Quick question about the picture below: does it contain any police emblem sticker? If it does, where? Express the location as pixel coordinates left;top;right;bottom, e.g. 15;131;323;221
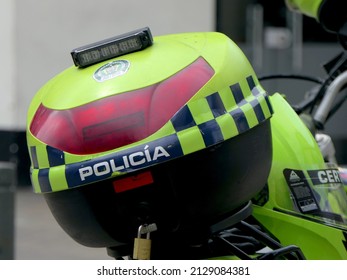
93;60;130;82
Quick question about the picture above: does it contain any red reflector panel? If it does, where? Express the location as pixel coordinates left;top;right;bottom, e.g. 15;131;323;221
113;171;154;193
30;57;214;154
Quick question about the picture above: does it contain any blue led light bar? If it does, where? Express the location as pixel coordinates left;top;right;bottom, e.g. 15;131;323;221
71;27;153;68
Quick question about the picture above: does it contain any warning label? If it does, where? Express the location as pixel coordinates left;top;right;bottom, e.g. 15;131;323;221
283;168;320;213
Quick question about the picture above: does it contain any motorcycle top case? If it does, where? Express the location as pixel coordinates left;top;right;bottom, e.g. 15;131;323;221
26;30;274;248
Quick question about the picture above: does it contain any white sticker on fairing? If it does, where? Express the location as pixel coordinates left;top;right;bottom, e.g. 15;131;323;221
308;169;342;185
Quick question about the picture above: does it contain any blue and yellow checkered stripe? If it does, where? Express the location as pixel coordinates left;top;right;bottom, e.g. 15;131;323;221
171;75;273;155
29;75;273;193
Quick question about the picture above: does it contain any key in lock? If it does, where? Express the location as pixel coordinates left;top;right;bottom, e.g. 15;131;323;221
133;223;157;260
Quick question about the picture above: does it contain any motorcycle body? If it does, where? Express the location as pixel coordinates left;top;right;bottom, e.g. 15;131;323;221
252;92;347;259
26;27;347;260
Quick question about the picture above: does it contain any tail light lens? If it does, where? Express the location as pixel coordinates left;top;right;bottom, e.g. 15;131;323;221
30;58;214;154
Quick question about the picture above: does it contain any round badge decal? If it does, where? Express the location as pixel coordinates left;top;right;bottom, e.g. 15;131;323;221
93;60;130;82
